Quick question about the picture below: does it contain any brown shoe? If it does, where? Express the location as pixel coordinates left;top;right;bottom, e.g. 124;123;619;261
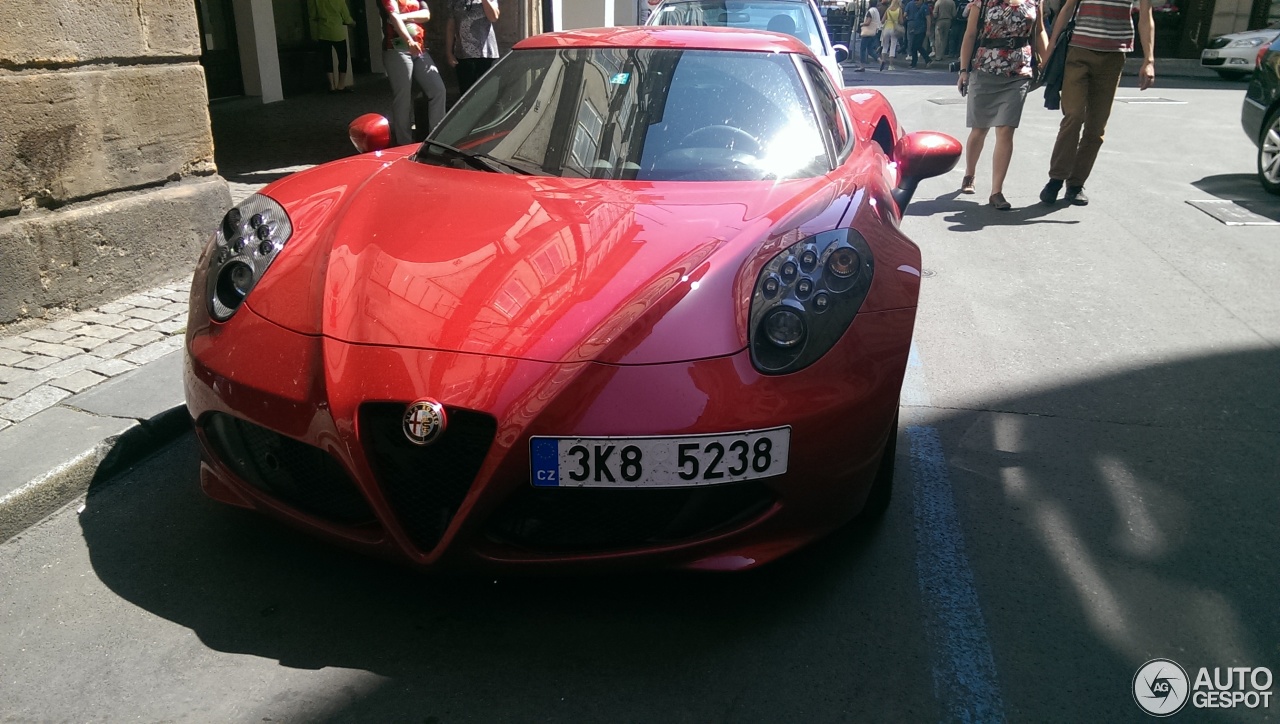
961;175;976;194
989;192;1012;210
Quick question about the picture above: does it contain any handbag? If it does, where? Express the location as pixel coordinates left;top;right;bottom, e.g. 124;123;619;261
1041;0;1079;109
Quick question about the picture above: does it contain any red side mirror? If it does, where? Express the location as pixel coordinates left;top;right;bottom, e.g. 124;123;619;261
891;131;962;209
348;113;391;154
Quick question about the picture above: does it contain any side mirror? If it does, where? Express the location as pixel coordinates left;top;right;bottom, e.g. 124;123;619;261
891;131;962;209
348;113;391;154
833;44;850;64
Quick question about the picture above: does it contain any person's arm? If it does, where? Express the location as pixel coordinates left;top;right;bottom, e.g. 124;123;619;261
1033;1;1048;63
1046;0;1077;52
342;0;355;26
385;0;425;53
483;0;500;23
1136;0;1155;90
445;15;458;66
957;0;980;93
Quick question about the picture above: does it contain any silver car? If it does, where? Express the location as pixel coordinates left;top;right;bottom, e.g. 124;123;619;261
646;0;850;87
1202;23;1280;80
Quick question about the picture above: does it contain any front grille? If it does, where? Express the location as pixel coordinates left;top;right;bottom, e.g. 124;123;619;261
487;482;774;553
203;413;376;526
359;403;497;553
1202;57;1226;66
1206;38;1231;49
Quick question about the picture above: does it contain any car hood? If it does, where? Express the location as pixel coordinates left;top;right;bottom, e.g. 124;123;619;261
1217;28;1280;42
247;156;853;365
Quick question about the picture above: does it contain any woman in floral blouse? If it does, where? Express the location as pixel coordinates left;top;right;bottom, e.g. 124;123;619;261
956;0;1047;209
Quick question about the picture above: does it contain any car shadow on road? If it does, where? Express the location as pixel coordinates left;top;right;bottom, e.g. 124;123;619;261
73;347;1280;721
907;190;1082;232
1189;174;1280;223
77;440;931;720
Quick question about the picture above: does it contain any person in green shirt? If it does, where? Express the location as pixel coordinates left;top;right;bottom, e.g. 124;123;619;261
310;0;356;92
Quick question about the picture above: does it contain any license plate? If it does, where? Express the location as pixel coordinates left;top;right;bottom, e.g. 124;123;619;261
1203;50;1219;59
530;427;791;488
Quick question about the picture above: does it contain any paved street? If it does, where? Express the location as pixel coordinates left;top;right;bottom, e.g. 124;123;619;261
2;71;1278;722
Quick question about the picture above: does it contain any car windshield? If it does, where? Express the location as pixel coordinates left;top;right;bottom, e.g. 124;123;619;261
424;47;830;181
649;0;824;55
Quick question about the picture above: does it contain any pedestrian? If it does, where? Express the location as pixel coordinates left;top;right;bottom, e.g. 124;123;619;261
309;0;356;93
932;0;956;59
445;0;500;96
956;0;1048;209
904;0;932;67
948;0;968;55
860;1;883;65
880;0;903;69
1038;0;1155;206
379;0;447;145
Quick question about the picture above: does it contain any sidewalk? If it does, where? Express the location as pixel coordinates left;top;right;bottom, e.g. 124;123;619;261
0;281;193;540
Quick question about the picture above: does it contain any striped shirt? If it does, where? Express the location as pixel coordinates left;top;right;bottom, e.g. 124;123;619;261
1069;0;1135;53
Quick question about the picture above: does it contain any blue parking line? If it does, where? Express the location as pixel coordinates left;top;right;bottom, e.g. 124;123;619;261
903;343;1006;723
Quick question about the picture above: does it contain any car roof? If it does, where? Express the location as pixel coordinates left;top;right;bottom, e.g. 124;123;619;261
513;25;812;56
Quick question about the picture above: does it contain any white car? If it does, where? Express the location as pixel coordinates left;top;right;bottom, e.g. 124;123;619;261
1201;23;1280;80
646;0;850;87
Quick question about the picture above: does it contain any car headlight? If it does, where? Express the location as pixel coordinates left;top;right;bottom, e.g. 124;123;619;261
205;194;293;321
749;228;874;374
1228;37;1266;48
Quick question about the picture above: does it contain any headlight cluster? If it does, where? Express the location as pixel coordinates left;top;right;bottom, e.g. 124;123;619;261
206;194;293;321
749;228;874;374
1228;37;1267;48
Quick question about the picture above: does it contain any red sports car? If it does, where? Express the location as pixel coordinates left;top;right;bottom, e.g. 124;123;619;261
185;26;960;572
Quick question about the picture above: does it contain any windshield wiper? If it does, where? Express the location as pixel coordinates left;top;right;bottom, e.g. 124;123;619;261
418;139;538;176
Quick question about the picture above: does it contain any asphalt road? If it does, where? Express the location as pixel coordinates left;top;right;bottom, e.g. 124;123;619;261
2;77;1278;723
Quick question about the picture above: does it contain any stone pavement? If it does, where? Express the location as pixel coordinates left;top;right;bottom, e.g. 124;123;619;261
0;279;193;540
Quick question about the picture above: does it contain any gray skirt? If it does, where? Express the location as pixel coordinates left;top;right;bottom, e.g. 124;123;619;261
966;71;1031;129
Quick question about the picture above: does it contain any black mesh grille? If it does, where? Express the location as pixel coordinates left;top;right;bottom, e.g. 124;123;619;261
359;403;497;553
202;413;376;526
487;483;774;553
1207;37;1231;49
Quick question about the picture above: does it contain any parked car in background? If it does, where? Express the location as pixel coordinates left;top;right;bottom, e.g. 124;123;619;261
185;26;962;573
1243;33;1280;194
1202;22;1280;80
647;0;850;86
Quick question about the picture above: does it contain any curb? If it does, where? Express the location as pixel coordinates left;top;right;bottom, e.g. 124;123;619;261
0;405;191;542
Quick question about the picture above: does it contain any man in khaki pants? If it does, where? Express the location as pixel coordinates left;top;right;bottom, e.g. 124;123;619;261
1040;0;1155;206
932;0;955;60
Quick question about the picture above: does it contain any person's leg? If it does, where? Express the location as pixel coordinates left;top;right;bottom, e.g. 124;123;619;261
1067;49;1125;188
990;126;1015;195
1048;46;1090;182
456;58;494;95
963;126;989;191
318;39;337;91
411;51;448;134
334;38;349;89
383;48;415;145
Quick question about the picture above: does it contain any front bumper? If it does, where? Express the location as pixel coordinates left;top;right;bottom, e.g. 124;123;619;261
185;303;912;572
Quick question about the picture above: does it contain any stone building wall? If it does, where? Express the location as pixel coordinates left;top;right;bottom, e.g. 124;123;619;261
0;0;231;324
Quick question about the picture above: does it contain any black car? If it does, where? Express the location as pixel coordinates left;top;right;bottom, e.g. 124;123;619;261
1243;34;1280;194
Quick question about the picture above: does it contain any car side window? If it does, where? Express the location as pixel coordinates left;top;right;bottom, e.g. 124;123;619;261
801;60;851;160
